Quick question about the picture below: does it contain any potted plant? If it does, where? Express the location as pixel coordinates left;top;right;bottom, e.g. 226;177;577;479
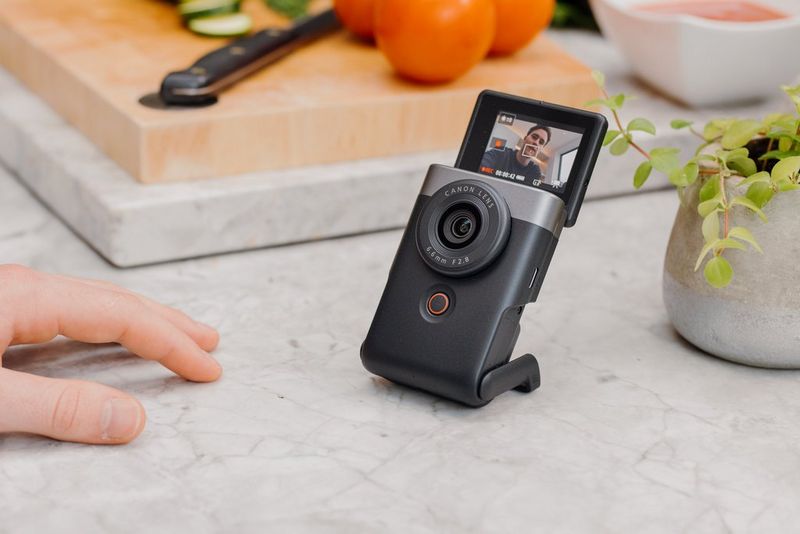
589;72;800;368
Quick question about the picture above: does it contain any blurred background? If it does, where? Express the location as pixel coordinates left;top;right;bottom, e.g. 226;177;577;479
0;0;796;266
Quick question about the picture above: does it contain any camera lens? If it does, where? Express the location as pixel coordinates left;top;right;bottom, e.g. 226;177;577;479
439;205;480;249
451;216;472;238
416;178;511;277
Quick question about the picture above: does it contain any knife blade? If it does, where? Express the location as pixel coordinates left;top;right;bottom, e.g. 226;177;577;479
140;8;340;109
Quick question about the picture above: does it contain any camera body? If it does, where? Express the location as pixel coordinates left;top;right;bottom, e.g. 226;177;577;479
361;91;607;407
362;165;564;406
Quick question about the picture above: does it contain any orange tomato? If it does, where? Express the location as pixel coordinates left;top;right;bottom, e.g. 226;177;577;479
374;0;496;83
490;0;555;55
334;0;377;40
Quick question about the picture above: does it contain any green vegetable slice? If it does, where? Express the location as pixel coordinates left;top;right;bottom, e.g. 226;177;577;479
179;0;241;21
188;12;252;37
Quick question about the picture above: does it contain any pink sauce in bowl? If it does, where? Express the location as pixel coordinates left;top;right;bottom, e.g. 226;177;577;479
637;1;788;22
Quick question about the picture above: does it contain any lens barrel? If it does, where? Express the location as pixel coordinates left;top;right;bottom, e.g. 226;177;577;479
415;179;511;277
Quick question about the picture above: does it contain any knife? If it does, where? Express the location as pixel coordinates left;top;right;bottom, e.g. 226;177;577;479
140;8;340;109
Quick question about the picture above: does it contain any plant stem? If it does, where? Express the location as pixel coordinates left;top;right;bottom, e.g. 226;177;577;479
717;164;730;256
762;137;775;171
723;206;729;241
795;121;800;152
602;87;651;160
689;127;706;141
694;139;715;157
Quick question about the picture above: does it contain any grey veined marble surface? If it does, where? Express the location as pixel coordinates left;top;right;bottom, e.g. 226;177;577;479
3;165;800;533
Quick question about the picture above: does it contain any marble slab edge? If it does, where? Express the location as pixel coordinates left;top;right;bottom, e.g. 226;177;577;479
0;68;680;268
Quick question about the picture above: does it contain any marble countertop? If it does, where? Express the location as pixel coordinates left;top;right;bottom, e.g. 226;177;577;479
3;154;800;532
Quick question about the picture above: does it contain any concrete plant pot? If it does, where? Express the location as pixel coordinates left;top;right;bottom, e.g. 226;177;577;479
663;186;800;368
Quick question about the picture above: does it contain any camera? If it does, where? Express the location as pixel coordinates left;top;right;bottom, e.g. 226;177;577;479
361;90;607;407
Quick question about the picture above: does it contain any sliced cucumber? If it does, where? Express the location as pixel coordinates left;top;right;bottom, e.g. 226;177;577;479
179;0;241;21
188;12;252;37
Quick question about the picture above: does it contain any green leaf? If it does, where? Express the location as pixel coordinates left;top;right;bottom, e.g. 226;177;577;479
603;130;621;146
609;93;626;110
704;256;733;288
669;168;688;187
650;147;681;156
782;84;800;109
737;171;771;188
779;136;793;152
758;150;800;160
716;238;747;252
745;182;774;208
763;113;793;128
727;156;757;177
584;98;609;109
778;181;800;192
650;147;681;174
728;226;762;253
699;177;720;202
633;161;652;189
627;118;656;135
609;137;629;155
765;132;800;143
265;0;310;18
670;119;693;130
592;70;606;89
782;84;800;96
771;116;797;132
719;147;750;162
721;120;762;149
703;119;735;141
698;197;722;217
684;162;699;184
668;162;698;187
731;195;768;221
693;153;718;163
694;240;719;271
771;156;800;183
702;211;720;244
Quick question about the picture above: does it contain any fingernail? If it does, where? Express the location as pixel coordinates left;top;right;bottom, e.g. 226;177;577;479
206;353;223;372
101;398;142;441
195;321;217;332
199;348;218;363
199;350;223;379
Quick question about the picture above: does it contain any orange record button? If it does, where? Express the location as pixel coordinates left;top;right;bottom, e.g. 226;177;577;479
426;292;450;316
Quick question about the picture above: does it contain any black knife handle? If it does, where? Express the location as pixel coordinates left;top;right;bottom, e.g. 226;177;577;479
195;28;296;80
160;29;295;106
159;9;340;106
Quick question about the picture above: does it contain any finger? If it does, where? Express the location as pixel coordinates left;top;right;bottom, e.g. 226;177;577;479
53;274;219;352
0;368;145;444
2;267;221;382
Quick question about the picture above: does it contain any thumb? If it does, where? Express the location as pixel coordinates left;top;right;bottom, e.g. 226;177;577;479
0;368;146;444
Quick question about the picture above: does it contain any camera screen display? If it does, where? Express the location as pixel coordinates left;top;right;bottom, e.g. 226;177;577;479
477;111;585;192
456;91;607;227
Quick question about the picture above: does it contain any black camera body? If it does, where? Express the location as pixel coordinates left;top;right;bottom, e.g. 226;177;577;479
361;91;607;407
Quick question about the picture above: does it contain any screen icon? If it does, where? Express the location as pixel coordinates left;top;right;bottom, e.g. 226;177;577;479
498;113;515;126
490;137;507;150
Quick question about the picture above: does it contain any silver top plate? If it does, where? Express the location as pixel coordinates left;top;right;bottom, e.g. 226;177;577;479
419;164;567;238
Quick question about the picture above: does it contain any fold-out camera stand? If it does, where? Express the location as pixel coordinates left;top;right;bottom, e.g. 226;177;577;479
479;353;541;401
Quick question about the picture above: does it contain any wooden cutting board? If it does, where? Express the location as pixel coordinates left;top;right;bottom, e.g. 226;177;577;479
0;0;601;183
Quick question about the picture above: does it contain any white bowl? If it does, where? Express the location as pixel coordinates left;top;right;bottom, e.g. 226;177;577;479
589;0;800;106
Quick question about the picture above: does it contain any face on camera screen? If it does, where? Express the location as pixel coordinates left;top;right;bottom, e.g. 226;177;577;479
478;111;584;192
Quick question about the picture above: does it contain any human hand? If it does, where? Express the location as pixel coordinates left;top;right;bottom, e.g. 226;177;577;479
0;265;221;444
